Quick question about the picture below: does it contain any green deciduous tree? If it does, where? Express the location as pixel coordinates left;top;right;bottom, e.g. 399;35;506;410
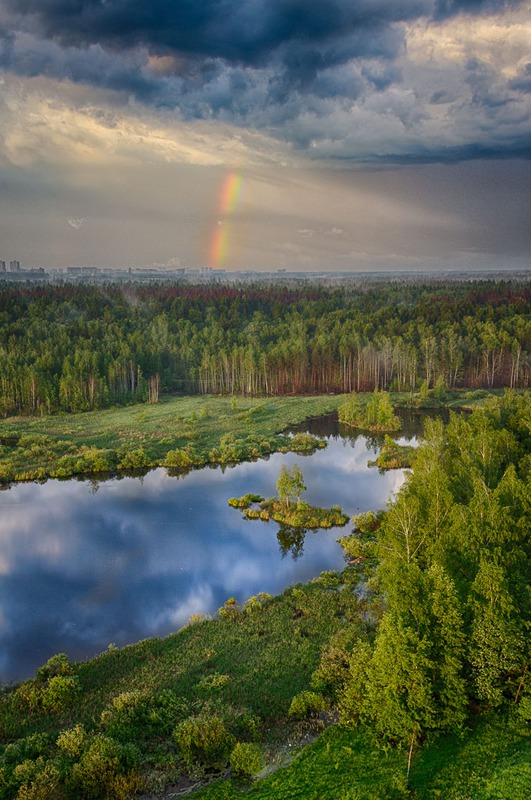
276;464;306;507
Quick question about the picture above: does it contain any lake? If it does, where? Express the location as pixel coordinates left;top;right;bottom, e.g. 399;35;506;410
0;415;421;685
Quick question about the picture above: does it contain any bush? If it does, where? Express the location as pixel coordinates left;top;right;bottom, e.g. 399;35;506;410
196;673;230;694
69;735;141;800
229;742;263;780
288;691;326;719
36;654;73;682
174;713;236;772
101;690;190;740
14;763;64;800
41;675;81;713
117;448;150;470
56;724;86;758
218;598;240;620
165;448;195;469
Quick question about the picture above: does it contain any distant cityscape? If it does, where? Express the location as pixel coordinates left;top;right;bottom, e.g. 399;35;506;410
0;259;529;285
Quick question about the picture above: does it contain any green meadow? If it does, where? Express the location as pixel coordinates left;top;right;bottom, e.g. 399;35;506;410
0;388;510;483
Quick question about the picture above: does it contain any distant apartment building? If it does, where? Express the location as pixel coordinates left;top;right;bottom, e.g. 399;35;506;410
9;260;21;272
0;260;5;272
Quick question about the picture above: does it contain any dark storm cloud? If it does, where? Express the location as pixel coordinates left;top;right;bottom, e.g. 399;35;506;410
1;1;530;163
434;0;521;17
509;63;531;93
0;1;418;118
6;1;430;63
0;30;160;99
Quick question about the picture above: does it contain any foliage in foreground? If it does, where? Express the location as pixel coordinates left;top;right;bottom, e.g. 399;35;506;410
336;392;530;755
0;575;363;799
193;714;530;800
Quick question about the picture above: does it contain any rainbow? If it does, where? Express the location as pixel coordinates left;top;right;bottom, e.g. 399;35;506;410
208;171;245;268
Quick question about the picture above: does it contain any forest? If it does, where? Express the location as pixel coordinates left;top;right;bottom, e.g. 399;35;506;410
0;280;529;415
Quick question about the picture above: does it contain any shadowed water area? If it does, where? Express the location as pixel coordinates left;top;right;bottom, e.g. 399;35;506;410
0;413;430;684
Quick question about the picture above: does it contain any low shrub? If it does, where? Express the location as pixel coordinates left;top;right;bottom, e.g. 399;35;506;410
101;690;190;740
69;735;141;800
174;713;236;772
288;691;326;719
41;676;81;714
117;448;150;470
36;654;73;682
229;742;263;780
56;724;86;758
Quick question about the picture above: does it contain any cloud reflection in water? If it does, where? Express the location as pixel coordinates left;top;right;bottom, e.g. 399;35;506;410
0;432;408;683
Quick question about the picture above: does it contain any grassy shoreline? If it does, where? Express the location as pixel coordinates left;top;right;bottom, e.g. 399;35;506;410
0;389;516;484
1;565;528;799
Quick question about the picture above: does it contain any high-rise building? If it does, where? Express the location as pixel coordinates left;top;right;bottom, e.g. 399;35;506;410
0;260;6;272
9;260;21;272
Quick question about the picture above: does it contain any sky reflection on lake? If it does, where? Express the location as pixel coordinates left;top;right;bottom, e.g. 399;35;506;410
0;429;410;683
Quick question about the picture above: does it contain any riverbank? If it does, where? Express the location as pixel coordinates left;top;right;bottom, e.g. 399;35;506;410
0;395;346;483
1;565;527;800
0;388;516;483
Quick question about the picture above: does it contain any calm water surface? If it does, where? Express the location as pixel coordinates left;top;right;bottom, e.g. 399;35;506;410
0;418;420;684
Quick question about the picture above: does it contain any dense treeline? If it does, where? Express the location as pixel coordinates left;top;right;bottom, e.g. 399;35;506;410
0;281;530;415
336;392;530;760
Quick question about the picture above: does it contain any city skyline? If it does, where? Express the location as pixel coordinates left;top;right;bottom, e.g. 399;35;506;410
0;1;530;272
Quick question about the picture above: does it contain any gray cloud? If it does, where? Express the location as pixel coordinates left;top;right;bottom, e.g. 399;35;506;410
1;0;530;164
509;63;531;93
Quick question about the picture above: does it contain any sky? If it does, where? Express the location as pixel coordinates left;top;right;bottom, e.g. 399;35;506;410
0;0;530;272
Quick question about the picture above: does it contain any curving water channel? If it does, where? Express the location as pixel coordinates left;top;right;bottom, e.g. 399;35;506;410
0;415;425;684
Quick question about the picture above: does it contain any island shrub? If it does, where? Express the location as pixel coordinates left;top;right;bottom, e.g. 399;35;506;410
289;433;326;453
227;494;263;509
339;390;400;432
368;436;415;470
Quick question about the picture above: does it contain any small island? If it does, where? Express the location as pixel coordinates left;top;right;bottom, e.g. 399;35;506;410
367;435;416;470
338;389;401;432
229;465;349;529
